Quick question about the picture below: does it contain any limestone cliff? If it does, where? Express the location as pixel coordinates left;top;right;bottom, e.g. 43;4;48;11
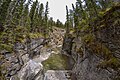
62;4;120;80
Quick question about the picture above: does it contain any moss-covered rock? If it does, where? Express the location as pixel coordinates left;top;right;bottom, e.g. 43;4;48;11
29;33;43;39
0;43;13;52
71;4;120;80
98;57;120;70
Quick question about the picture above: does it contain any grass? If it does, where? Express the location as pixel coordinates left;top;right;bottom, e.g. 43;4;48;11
42;54;70;70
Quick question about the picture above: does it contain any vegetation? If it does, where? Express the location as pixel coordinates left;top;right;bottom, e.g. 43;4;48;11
0;0;65;52
0;0;65;79
65;0;120;79
0;0;119;79
42;54;70;70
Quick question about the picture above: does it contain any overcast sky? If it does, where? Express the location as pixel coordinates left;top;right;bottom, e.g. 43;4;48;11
34;0;76;24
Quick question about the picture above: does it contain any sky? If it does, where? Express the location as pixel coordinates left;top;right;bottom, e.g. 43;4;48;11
34;0;76;24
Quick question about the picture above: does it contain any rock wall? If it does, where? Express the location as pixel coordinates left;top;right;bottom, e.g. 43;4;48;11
0;27;69;80
0;37;48;80
62;5;120;80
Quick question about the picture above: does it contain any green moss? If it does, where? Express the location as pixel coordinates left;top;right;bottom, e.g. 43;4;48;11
98;57;120;70
77;48;84;57
82;26;91;31
0;43;13;52
29;33;44;39
82;34;95;44
80;32;111;57
101;45;112;58
105;8;111;13
0;62;6;80
70;28;75;34
107;58;120;68
88;42;112;59
42;54;69;70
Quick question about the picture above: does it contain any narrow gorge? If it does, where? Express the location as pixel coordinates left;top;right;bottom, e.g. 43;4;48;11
0;0;120;80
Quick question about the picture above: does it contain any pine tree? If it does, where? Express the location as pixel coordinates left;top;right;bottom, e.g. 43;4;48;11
66;5;70;34
44;1;49;38
98;0;107;9
69;9;74;28
84;0;98;18
33;3;39;32
49;17;53;30
72;3;79;37
0;0;11;25
90;0;98;17
29;0;38;32
56;19;60;27
38;3;44;33
14;0;25;26
39;3;44;26
45;1;49;27
21;2;30;29
77;0;87;20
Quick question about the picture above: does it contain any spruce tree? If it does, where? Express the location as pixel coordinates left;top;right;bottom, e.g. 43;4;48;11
14;0;25;26
33;3;39;32
44;1;49;38
29;0;38;32
49;17;53;30
69;9;74;28
22;2;30;29
66;5;70;34
72;3;79;37
0;0;11;25
39;3;44;26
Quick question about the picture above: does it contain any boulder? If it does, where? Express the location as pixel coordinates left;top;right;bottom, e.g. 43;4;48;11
18;60;43;80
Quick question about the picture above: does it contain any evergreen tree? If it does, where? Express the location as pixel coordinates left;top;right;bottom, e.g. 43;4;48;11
33;2;39;32
69;9;74;28
72;3;79;36
29;0;38;32
77;0;87;20
97;0;107;9
38;3;44;33
14;0;25;26
0;0;11;25
49;17;53;30
21;2;30;29
39;3;44;27
84;0;98;18
66;5;70;34
45;2;49;23
56;19;61;27
44;1;49;38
